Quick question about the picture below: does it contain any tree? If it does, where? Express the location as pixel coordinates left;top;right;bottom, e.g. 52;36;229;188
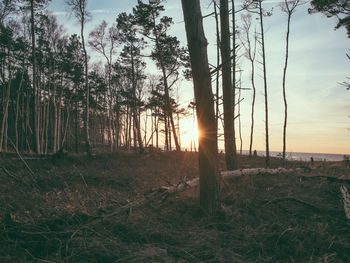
117;12;145;153
248;0;272;167
181;0;219;214
65;0;91;156
220;0;237;170
310;0;350;37
280;0;305;166
133;0;184;151
89;20;119;151
63;34;85;153
240;13;257;157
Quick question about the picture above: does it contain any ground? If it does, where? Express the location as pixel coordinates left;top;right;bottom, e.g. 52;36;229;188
0;150;349;262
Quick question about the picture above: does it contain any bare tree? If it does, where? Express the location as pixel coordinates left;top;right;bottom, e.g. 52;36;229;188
280;0;305;166
252;0;271;167
181;0;219;214
241;13;257;157
89;20;119;152
65;0;91;156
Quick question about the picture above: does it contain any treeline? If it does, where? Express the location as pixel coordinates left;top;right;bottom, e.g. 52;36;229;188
1;0;348;160
0;0;188;155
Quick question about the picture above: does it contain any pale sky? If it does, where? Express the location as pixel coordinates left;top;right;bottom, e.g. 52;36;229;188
48;0;350;155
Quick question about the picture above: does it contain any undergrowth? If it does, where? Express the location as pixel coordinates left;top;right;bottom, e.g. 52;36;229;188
0;151;349;262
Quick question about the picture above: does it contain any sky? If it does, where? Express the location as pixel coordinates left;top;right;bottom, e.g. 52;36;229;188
47;0;350;155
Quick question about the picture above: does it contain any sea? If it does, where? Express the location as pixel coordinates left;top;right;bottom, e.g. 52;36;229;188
241;150;349;162
181;147;349;162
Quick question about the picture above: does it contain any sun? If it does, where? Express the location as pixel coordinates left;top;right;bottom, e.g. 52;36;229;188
180;117;199;149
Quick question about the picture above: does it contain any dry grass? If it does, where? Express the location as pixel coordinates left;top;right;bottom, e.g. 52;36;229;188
0;151;349;262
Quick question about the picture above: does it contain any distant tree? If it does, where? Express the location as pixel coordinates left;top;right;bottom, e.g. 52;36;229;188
133;0;185;151
29;0;51;154
89;20;119;151
220;0;237;170
117;12;145;153
65;0;91;156
181;0;219;214
280;0;305;167
247;0;272;167
0;23;16;152
63;34;85;153
309;0;350;38
240;13;257;157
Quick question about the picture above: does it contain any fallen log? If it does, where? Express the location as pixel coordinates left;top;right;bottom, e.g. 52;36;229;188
221;167;304;179
162;167;304;193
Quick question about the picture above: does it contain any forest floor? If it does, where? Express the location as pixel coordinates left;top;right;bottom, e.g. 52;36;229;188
0;150;349;262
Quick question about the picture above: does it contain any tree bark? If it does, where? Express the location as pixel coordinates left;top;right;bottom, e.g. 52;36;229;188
220;0;237;170
181;0;219;214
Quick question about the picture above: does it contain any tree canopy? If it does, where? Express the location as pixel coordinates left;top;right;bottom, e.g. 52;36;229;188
310;0;350;37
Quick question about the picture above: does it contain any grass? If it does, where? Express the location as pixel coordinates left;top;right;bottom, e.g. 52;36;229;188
0;150;349;262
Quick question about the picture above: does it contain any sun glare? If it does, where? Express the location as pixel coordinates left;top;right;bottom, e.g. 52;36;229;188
180;117;199;150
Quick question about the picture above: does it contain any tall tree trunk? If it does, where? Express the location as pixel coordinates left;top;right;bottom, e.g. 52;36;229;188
61;104;71;148
213;1;220;151
220;0;237;170
45;98;50;154
130;54;144;153
156;117;159;149
258;0;270;167
30;0;40;154
75;101;79;153
231;0;238;159
0;72;11;152
15;63;25;150
249;46;256;157
81;16;91;156
161;66;180;151
282;11;291;167
238;72;243;154
164;107;169;150
242;15;257;157
181;0;219;214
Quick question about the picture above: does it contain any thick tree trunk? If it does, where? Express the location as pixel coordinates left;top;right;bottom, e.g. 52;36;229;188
181;0;219;214
220;0;237;170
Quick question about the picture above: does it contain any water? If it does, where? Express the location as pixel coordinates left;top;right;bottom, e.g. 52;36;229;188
242;150;348;162
180;147;348;162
